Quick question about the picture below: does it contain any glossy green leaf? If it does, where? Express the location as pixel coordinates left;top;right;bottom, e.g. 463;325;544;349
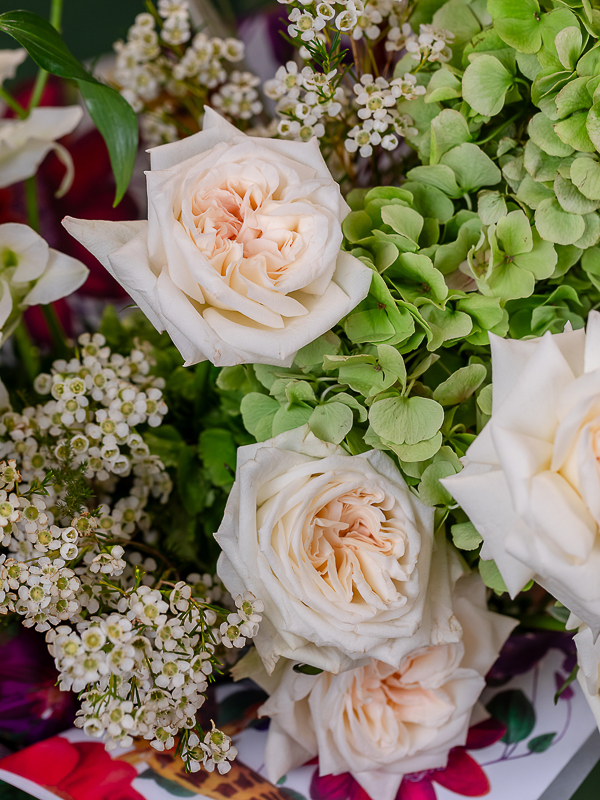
240;393;279;440
0;10;138;205
528;733;556;752
488;0;542;53
419;461;458;506
198;429;237;488
480;558;509;595
555;26;583;72
486;689;536;743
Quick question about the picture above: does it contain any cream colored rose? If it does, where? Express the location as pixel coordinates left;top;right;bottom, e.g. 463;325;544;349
63;109;372;368
215;426;462;675
244;573;515;800
443;312;600;635
574;624;600;729
0;106;82;190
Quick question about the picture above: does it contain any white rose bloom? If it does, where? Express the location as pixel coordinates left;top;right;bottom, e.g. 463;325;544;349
574;624;600;729
0;223;89;340
243;572;516;800
442;312;600;635
0;49;27;87
0;106;83;190
216;426;463;675
63;108;372;368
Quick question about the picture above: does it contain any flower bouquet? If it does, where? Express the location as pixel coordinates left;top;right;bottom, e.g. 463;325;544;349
0;0;599;796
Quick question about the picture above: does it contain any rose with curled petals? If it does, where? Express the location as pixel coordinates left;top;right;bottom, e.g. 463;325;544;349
63;108;372;368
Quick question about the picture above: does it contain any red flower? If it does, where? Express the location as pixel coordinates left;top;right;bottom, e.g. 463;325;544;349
0;736;145;800
309;719;507;800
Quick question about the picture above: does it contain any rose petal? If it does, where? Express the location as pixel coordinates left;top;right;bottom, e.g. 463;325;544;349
432;749;490;796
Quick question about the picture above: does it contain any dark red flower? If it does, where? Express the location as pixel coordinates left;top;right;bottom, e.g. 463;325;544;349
1;736;144;800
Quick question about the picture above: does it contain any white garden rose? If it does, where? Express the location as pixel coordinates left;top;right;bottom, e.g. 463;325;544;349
442;313;600;634
215;426;463;675
0;223;89;341
63;108;373;368
0;106;83;190
244;572;515;800
574;623;600;729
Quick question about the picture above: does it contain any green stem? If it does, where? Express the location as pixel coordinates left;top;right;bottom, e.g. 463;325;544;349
13;323;40;382
41;305;69;357
0;88;27;119
28;0;64;112
25;175;40;232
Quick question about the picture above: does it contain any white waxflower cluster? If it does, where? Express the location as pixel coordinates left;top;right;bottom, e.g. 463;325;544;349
402;23;454;62
58;584;262;764
278;0;406;45
0;329;265;771
345;73;421;157
113;7;260;146
212;71;263;121
264;62;343;141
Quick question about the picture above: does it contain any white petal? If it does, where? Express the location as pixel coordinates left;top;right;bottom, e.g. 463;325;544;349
0;49;27;86
0;223;48;283
22;248;88;306
0;279;13;329
585;310;600;373
148;107;240;171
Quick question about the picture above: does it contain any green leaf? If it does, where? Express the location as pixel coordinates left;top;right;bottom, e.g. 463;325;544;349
535;198;585;245
478;192;508;225
554;111;595;153
440;143;502;192
516;174;555;209
343;210;373;243
478;383;493;415
555;77;592;120
488;0;542;53
486;689;536;743
433;364;487;405
389;431;443;462
369;395;444;445
406;164;461;196
451;521;483;550
401;181;455;224
381;206;424;243
309;402;354;444
570;156;600;199
429;109;472;164
419;461;458;506
294;332;341;370
496;210;533;255
240;393;279;441
144;425;184;468
285;380;316;406
78;82;138;206
389;252;448;306
426;66;463;103
528;733;556;752
462;54;514;116
574;211;600;248
555;26;583;71
377;344;407;387
480;558;509;595
586;102;600;150
554;174;600;214
198;429;237;488
177;446;205;516
523;141;562;183
528;112;574;157
420;304;473;350
0;10;137;205
272;404;313;436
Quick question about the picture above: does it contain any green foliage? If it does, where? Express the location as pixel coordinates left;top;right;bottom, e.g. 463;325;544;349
486;689;536;744
0;10;137;205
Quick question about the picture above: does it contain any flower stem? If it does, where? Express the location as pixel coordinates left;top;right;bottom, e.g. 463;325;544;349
28;0;64;112
13;322;40;382
0;88;27;119
41;304;69;357
25;175;40;232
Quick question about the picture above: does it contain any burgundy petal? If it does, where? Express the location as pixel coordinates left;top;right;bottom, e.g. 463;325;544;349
466;719;507;750
397;776;437;800
311;770;355;800
432;750;490;797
